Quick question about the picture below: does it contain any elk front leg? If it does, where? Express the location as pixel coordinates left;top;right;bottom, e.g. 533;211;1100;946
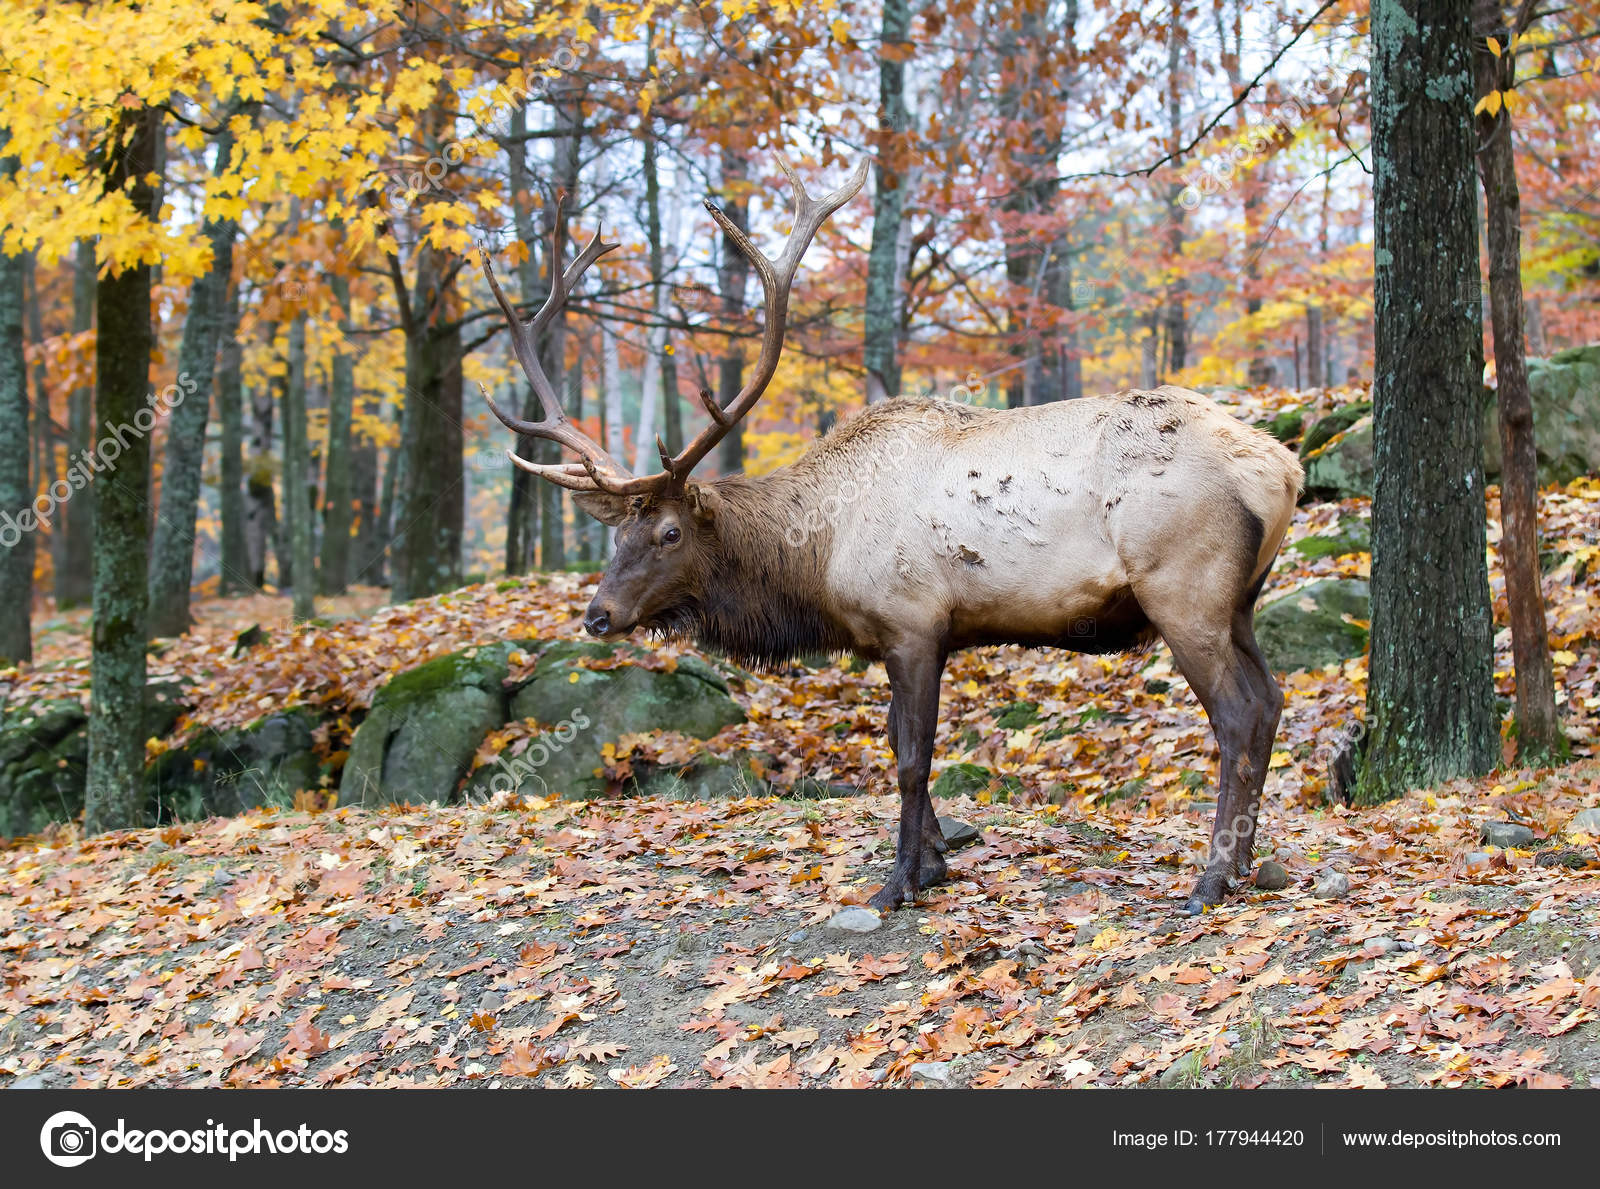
868;642;947;912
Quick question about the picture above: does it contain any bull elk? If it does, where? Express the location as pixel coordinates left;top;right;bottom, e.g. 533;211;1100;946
481;159;1303;914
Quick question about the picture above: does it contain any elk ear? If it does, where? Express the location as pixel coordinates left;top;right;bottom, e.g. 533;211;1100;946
683;482;721;524
572;489;630;526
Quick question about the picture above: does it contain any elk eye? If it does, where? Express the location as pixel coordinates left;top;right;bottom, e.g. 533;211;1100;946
662;526;681;546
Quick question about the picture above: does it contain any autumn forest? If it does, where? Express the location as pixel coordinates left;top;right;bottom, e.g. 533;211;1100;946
1;0;1600;1102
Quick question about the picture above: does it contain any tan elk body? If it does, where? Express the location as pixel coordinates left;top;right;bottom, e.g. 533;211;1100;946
484;161;1303;914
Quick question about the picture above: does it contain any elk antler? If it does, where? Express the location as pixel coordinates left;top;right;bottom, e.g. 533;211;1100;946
484;159;868;497
479;194;657;494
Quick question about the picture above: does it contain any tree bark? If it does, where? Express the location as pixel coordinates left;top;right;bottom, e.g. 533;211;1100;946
24;254;65;595
715;145;749;475
0;133;32;665
1163;2;1188;377
244;382;278;589
56;240;97;607
318;272;355;595
1474;0;1564;761
1359;0;1499;802
864;0;912;403
148;132;235;636
503;104;550;577
642;70;684;460
214;276;247;595
283;311;315;620
85;104;161;832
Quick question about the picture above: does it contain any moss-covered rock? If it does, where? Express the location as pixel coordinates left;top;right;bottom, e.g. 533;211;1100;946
499;641;746;799
1300;402;1372;458
1254;579;1370;673
1301;415;1373;500
340;642;521;807
1288;516;1371;560
1;679;194;836
931;762;1023;802
1257;406;1306;446
147;709;322;819
1483;347;1600;485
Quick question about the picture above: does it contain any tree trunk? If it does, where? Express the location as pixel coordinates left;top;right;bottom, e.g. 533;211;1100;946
56;240;97;607
85;104;160;832
244;385;278;589
319;273;355;595
350;431;380;586
715;146;750;476
148;132;235;636
643;78;684;460
1163;3;1188;377
392;297;464;601
1358;0;1498;803
214;277;247;595
864;0;912;403
503;104;550;577
1475;4;1564;761
370;408;398;587
24;254;65;596
0;133;32;665
1306;305;1325;393
283;312;315;620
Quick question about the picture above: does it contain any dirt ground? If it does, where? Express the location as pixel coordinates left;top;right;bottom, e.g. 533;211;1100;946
3;763;1598;1089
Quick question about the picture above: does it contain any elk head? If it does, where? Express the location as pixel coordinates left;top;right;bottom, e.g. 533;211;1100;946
481;158;868;641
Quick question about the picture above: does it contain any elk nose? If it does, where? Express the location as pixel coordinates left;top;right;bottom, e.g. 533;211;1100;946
584;610;611;637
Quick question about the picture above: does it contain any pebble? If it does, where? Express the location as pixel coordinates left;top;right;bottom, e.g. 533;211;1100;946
788;931;807;944
1254;861;1290;891
825;908;882;934
477;991;503;1013
9;1074;46;1089
1567;808;1600;835
909;1061;950;1085
1528;909;1555;926
1314;871;1350;899
1481;821;1536;848
938;817;982;849
384;918;406;935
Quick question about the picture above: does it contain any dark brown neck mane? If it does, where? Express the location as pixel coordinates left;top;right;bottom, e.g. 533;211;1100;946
657;467;853;668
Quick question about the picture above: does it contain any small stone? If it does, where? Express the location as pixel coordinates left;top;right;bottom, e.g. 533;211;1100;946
1273;846;1297;863
383;918;406;935
1481;821;1536;848
1370;936;1400;955
826;908;882;934
909;1061;950;1084
9;1074;46;1089
146;839;171;854
1314;871;1350;899
938;817;982;849
1567;808;1600;835
1254;860;1290;891
477;991;503;1013
1528;909;1554;926
788;930;807;944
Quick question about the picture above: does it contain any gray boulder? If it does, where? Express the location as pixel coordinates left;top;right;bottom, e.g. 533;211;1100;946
147;709;322;817
1301;414;1373;500
340;643;520;807
487;640;746;800
1;680;192;836
1483;346;1600;485
1254;579;1370;673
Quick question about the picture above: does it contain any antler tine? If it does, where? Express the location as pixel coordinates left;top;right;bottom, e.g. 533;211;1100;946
663;157;870;482
480;202;637;493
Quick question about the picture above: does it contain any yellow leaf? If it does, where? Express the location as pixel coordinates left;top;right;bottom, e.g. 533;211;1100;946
830;17;850;43
1553;650;1578;665
1487;36;1501;57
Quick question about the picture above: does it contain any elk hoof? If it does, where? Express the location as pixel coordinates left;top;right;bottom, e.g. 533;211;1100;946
868;878;912;912
1182;869;1233;915
918;845;949;888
